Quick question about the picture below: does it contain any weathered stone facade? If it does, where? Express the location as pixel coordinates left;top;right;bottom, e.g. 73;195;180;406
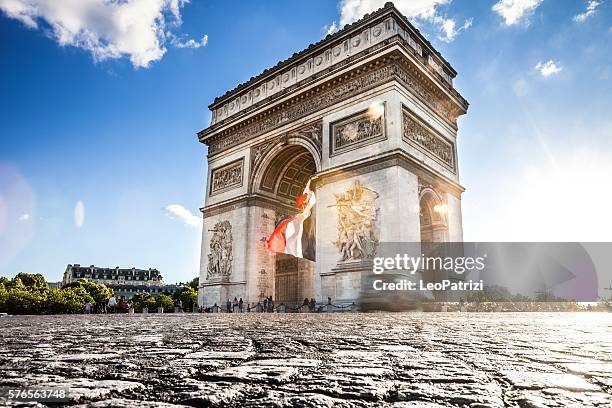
196;3;467;307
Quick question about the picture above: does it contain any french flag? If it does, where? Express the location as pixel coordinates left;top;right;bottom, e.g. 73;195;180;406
266;179;316;261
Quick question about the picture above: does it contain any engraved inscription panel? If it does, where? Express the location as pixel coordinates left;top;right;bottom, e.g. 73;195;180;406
210;158;244;195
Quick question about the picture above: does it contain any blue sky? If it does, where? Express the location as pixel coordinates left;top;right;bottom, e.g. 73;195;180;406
0;0;611;284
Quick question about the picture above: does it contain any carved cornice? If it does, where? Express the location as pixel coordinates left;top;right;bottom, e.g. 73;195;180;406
207;3;461;125
202;149;463;219
202;194;298;219
203;54;463;157
315;149;464;197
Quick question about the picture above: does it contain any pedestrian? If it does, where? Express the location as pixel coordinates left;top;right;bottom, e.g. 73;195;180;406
309;298;316;312
239;297;244;313
226;298;232;313
302;298;309;309
268;296;274;313
327;296;332;305
108;296;117;314
232;297;238;312
84;301;92;314
263;297;268;313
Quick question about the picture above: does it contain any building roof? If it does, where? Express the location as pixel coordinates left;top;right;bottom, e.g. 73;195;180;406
208;1;457;111
67;264;161;276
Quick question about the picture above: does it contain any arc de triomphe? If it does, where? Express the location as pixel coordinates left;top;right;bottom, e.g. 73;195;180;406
197;2;468;308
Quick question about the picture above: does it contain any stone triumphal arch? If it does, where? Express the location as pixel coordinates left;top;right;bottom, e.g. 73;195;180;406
197;2;468;307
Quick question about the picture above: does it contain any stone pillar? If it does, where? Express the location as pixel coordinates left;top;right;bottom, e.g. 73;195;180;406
315;163;422;304
199;207;249;307
297;258;315;301
244;205;276;305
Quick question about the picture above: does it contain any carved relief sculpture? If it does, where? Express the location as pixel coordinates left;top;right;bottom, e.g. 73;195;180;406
402;108;455;169
250;121;322;175
205;60;462;156
210;159;244;195
206;220;233;281
291;122;322;155
330;181;380;261
330;108;385;155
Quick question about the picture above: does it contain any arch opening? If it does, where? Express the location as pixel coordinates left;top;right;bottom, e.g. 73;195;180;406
258;144;318;306
419;189;449;301
419;190;447;244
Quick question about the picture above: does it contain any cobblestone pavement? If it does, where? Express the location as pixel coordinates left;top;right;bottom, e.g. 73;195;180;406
0;313;611;407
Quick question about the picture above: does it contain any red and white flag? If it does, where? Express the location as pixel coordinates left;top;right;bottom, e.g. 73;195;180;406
266;179;316;261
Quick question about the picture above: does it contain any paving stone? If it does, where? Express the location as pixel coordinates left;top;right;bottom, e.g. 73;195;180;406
0;313;610;406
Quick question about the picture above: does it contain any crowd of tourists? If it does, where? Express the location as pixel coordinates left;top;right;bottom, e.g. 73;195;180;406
201;296;321;313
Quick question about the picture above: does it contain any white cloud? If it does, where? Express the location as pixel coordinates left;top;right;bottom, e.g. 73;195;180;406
336;0;472;43
18;213;30;221
438;17;472;43
535;60;562;77
0;0;207;68
492;0;544;26
163;204;202;228
573;1;600;23
168;33;208;49
323;21;338;37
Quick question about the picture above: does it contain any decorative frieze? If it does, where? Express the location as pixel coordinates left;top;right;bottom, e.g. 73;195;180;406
251;140;276;174
209;158;244;195
330;108;385;156
250;121;322;175
331;181;380;261
206;220;233;281
207;61;459;156
402;108;455;170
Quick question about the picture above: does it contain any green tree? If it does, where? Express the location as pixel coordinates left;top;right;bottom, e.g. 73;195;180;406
0;282;8;312
0;273;99;315
156;294;174;312
5;287;47;314
143;296;157;312
131;293;157;312
45;289;71;314
55;287;94;313
188;276;199;290
178;286;198;311
6;276;25;289
15;272;47;289
63;279;113;307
